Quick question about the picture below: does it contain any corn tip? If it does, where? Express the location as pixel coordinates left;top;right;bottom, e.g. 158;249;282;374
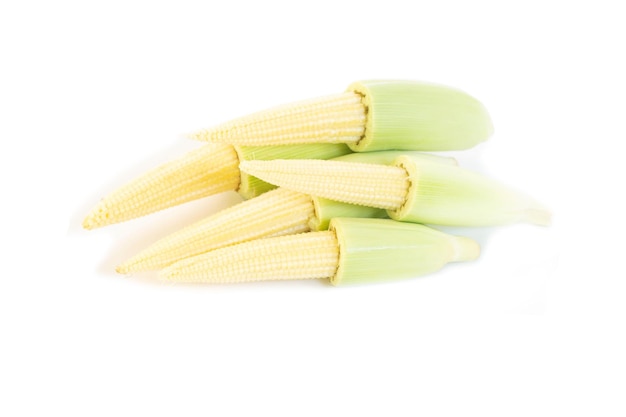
116;254;148;274
81;144;240;228
115;264;129;275
187;130;207;141
450;236;481;262
526;207;552;227
183;132;197;140
82;204;107;230
82;216;95;230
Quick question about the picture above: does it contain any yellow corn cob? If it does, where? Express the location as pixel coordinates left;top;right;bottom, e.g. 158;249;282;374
190;80;493;152
116;188;314;273
83;143;239;230
161;218;479;285
163;232;339;284
239;159;409;210
83;141;350;229
241;157;552;227
191;92;366;145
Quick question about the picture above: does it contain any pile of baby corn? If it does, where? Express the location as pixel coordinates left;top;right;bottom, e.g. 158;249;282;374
84;80;550;286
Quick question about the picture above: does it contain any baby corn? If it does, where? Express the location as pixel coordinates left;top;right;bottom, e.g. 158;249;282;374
116;188;314;273
83;142;350;229
84;79;486;229
83;143;239;230
241;156;551;227
81;77;551;287
162;218;480;285
193;92;366;146
192;80;493;152
117;152;454;272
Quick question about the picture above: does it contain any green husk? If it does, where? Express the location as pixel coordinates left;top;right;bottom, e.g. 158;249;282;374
309;198;386;231
347;80;493;152
329;218;480;286
389;155;551;226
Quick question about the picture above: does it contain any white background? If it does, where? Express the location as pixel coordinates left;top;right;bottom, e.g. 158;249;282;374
1;1;624;415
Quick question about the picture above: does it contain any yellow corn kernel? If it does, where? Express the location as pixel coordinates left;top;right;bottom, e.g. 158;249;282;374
239;159;409;210
190;92;366;146
117;188;314;273
162;232;339;284
83;143;239;230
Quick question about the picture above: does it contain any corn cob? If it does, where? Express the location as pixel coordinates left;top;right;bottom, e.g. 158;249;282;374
192;80;493;152
117;151;454;273
241;155;552;227
193;92;366;146
116;188;314;273
83;142;350;229
234;143;351;198
83;143;239;230
162;218;480;285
